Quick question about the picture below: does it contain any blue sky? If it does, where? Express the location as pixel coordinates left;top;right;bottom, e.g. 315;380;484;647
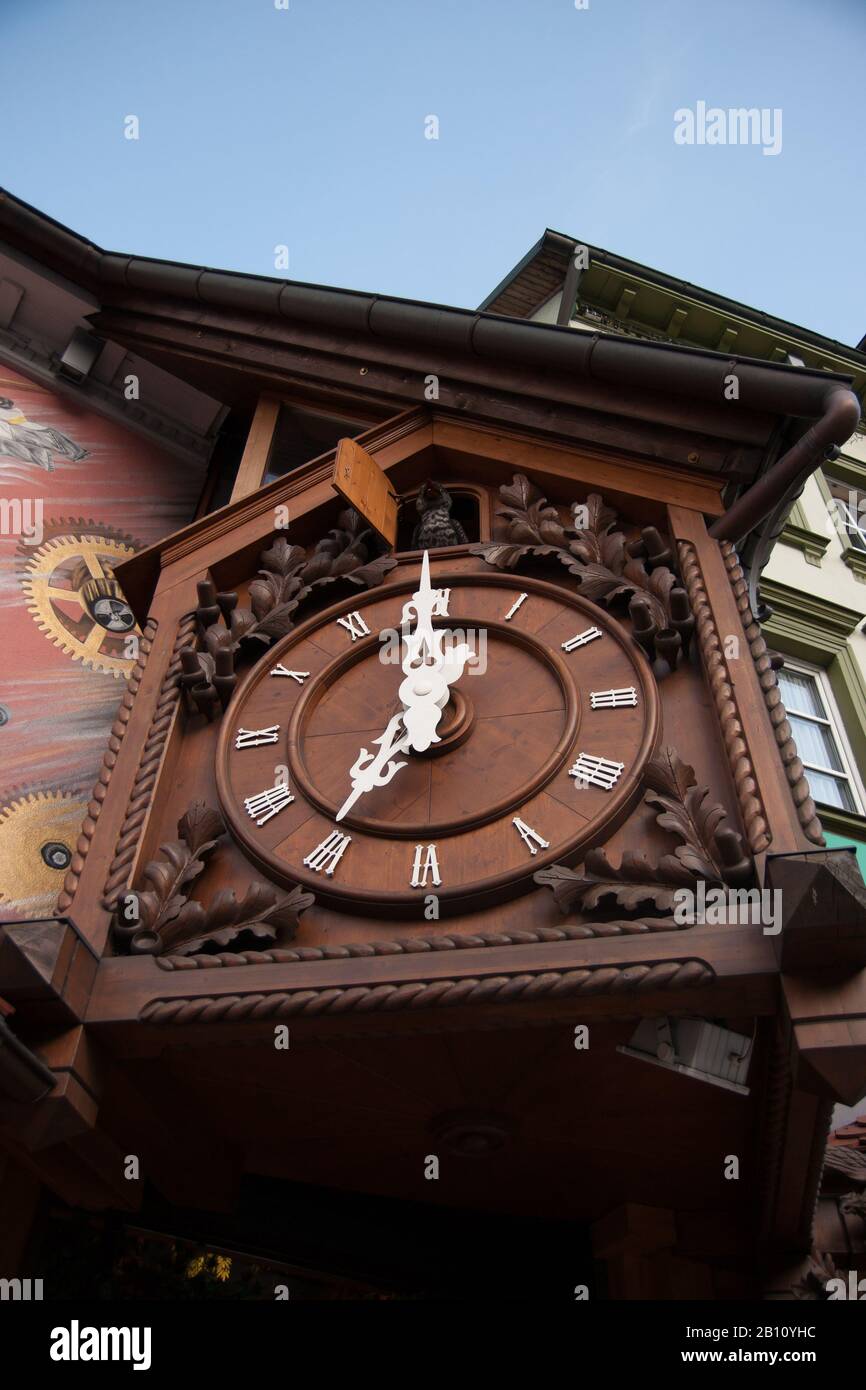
3;0;864;345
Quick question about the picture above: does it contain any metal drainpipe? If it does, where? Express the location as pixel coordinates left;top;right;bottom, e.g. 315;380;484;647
708;387;861;544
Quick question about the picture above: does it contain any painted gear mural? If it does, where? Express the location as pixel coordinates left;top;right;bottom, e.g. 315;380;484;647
18;519;142;677
0;790;88;917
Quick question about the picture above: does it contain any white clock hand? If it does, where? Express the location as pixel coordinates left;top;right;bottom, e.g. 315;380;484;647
335;712;411;823
336;553;472;816
399;551;471;753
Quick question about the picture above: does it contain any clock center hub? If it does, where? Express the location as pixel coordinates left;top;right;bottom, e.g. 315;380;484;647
414;686;475;757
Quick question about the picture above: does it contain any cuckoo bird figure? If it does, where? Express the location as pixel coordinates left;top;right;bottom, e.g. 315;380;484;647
410;481;468;549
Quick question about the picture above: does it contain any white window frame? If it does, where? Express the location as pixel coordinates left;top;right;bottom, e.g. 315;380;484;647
778;658;866;814
824;475;866;553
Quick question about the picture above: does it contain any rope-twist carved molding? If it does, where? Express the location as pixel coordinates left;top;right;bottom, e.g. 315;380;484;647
720;541;824;846
57;619;158;912
101;613;198;911
154;918;691;971
140;957;715;1024
678;540;771;854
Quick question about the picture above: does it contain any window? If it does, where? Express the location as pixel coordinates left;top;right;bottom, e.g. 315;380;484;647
824;475;866;553
263;404;370;484
777;663;864;812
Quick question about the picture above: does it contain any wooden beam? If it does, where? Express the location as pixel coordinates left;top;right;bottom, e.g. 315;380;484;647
229;395;280;503
434;420;726;517
85;922;778;1052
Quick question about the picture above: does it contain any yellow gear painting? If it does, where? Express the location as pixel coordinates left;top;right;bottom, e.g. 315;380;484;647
18;522;141;678
0;790;88;918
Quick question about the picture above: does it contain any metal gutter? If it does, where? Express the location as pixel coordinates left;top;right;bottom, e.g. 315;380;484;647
709;386;861;543
93;256;855;422
0;186;852;424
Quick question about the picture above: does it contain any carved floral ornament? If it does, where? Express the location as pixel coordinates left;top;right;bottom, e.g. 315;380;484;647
113;801;314;957
471;473;695;670
535;747;753;927
180;474;696;720
179;508;398;720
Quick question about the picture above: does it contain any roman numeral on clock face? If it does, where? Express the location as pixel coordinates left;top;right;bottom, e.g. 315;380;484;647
244;783;295;825
410;843;441;887
562;626;602;652
504;592;527;621
590;687;638;710
303;830;351;875
432;589;450;616
513;818;549;855
568;754;625;791
235;725;280;749
270;665;309;684
336;611;370;642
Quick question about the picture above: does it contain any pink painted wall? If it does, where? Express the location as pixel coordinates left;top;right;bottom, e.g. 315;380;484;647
0;364;208;919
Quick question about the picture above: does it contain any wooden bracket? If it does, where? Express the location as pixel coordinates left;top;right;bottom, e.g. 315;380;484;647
767;847;866;973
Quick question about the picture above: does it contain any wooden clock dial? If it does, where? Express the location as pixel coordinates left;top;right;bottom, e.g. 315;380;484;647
215;569;660;914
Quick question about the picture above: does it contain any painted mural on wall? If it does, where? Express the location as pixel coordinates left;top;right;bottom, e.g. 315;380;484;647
0;365;207;919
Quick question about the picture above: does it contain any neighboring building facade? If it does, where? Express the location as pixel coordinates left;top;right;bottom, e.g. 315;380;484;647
481;230;866;878
480;233;866;1294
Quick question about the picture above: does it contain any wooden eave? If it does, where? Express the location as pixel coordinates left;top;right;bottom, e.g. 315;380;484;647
88;294;781;469
113;405;728;620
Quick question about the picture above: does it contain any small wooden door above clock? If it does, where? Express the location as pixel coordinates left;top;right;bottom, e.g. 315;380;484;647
216;561;660;915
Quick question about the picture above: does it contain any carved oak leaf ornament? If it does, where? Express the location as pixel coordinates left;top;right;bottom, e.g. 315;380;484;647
791;1249;837;1300
471;473;692;652
840;1190;866;1221
180;509;397;717
535;748;751;918
537;850;697;916
126;802;225;942
159;882;315;957
113;800;314;957
643;746;727;882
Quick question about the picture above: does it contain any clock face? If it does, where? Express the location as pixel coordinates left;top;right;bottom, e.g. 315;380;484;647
215;567;660;915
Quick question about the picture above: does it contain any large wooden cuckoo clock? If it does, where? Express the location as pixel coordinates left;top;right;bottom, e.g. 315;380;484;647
216;553;660;915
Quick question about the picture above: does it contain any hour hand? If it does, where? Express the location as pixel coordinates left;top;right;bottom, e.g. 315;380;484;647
335;713;411;822
398;639;471;753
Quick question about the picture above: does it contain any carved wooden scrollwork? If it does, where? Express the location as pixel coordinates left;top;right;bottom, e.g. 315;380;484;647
139;957;716;1026
719;540;824;846
471;474;694;670
678;538;772;854
57;616;159;912
153;916;696;971
101;613;196;911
